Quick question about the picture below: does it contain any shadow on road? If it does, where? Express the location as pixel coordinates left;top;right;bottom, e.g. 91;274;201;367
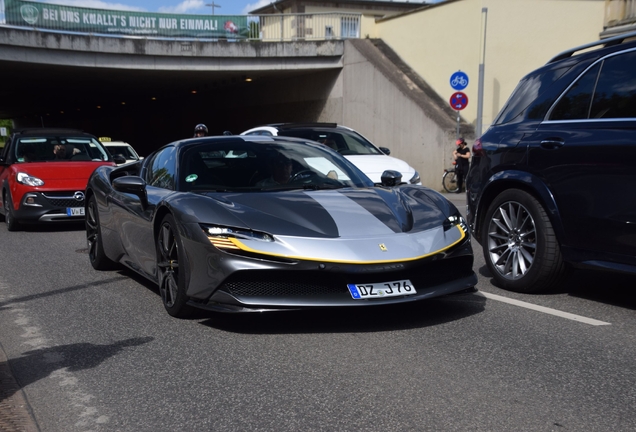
478;263;636;310
198;291;486;334
0;337;154;405
565;270;636;310
1;220;85;233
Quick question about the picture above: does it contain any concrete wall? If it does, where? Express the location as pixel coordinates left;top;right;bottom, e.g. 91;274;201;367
375;0;605;135
321;39;461;190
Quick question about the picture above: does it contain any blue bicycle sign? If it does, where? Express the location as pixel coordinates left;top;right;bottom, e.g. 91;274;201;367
450;71;469;90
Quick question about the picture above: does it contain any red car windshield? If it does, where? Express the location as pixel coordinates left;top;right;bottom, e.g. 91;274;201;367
16;136;110;163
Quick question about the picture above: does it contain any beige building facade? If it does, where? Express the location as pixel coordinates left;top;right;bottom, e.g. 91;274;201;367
256;0;606;135
369;0;605;134
252;0;607;189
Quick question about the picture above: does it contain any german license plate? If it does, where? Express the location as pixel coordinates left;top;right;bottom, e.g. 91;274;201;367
67;207;85;216
347;279;416;299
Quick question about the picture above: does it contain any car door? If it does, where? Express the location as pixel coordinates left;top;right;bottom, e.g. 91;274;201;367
110;146;177;279
524;49;636;259
0;136;14;214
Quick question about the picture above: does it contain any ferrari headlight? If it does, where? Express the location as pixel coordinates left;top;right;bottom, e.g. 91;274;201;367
444;214;468;233
16;172;45;186
203;225;274;250
409;171;421;185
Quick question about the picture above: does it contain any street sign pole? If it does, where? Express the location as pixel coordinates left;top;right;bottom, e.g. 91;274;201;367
449;73;469;139
456;111;460;139
476;7;488;137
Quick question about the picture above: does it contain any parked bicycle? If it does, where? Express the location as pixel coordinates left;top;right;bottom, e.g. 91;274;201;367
442;161;459;193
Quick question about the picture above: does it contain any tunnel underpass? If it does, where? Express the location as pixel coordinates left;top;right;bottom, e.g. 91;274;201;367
0;26;467;188
0;27;345;156
1;61;341;156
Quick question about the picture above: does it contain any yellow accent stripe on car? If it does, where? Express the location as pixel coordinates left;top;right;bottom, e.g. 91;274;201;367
224;225;466;264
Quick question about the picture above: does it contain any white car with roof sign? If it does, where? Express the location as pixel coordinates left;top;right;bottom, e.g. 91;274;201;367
240;123;421;185
99;138;142;165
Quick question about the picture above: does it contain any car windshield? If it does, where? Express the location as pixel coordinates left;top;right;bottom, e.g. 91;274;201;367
277;129;383;156
105;145;138;160
15;136;110;163
179;139;374;192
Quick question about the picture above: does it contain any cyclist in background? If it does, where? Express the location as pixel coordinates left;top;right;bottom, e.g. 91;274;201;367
452;137;471;193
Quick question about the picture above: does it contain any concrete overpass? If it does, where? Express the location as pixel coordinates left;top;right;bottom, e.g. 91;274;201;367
0;26;471;189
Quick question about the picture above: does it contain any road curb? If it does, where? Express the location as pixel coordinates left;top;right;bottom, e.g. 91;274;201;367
0;341;39;432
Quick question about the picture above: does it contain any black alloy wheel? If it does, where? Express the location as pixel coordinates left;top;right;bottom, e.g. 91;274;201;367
156;214;194;318
3;192;20;231
482;189;568;293
86;195;117;270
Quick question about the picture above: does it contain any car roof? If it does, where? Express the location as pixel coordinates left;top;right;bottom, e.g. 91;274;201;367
275;122;339;130
547;31;636;64
170;134;315;150
13;128;93;137
253;123;353;131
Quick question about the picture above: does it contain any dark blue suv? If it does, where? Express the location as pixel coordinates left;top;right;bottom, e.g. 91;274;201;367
466;31;636;293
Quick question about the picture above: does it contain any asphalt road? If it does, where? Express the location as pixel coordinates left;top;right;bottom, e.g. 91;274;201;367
1;193;636;431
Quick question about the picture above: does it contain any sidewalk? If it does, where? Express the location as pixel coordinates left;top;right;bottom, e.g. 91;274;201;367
440;191;467;208
0;342;39;432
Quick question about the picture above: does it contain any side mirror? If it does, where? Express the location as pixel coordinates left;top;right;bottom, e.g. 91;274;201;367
222;131;233;136
379;147;391;155
113;176;148;207
380;170;403;187
112;154;127;165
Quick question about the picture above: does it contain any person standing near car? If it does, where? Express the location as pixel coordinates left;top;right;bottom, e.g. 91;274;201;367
453;137;471;193
193;124;208;137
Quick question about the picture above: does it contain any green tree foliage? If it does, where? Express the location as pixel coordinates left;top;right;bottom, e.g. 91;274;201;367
0;119;12;148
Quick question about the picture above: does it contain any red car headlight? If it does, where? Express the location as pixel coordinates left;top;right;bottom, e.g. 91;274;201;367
16;172;45;187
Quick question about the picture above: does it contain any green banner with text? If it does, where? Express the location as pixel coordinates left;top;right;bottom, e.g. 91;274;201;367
5;0;250;39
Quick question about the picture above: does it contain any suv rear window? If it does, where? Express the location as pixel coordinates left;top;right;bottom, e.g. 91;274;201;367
550;49;636;120
494;66;570;125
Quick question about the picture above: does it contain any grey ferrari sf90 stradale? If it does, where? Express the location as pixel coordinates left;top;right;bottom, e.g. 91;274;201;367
85;135;477;317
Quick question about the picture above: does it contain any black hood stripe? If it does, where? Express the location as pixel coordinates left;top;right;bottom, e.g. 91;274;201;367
304;190;394;236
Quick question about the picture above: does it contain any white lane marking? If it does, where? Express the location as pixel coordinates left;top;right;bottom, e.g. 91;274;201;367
479;291;611;326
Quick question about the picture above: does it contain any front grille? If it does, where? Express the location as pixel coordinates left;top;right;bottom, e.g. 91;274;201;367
41;192;84;207
225;275;347;297
221;256;473;298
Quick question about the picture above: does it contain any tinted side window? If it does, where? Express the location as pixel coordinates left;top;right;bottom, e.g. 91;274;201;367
550;63;600;120
495;66;570;124
590;50;636;119
148;146;176;190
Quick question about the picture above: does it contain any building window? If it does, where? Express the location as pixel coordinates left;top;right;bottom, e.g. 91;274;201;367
341;17;359;39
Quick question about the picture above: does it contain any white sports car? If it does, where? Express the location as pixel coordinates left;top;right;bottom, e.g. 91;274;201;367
241;123;421;185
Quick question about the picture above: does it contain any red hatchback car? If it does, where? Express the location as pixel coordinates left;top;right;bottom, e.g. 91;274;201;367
0;128;124;231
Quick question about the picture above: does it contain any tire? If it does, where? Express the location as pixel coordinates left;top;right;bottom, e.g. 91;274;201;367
3;192;20;232
156;214;194;318
86;195;117;270
442;170;459;193
482;189;568;293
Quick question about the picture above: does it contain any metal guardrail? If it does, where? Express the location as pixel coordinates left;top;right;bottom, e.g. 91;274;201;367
605;0;636;28
249;13;361;42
